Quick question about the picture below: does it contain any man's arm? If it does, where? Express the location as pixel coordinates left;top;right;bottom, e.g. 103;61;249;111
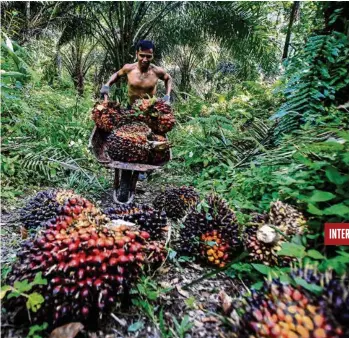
156;67;172;103
100;65;129;98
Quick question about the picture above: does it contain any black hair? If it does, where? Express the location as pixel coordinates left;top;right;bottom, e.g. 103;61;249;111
136;40;155;52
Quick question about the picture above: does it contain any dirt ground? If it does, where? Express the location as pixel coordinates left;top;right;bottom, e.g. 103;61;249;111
1;181;241;338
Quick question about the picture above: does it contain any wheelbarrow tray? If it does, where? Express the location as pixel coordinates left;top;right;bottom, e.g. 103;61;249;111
88;126;171;172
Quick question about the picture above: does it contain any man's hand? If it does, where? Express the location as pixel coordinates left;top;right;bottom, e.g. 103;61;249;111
163;95;170;104
100;85;110;99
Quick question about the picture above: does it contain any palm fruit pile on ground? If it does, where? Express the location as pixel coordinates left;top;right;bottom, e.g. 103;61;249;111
179;194;240;266
219;275;348;338
5;194;166;329
92;102;140;132
103;204;168;241
106;122;151;163
153;186;199;220
134;98;176;134
243;201;306;266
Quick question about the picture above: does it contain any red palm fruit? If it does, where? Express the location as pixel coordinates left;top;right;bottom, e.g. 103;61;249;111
104;237;114;249
97;238;105;248
93;279;103;290
116;276;124;285
68;242;79;252
127;254;135;263
128;244;139;254
92;255;103;266
140;231;150;240
81;306;89;317
118;255;129;265
100;263;108;273
135;253;144;262
115;239;125;248
109;257;118;266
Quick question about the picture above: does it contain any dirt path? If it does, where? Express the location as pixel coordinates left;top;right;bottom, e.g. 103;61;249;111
1;183;239;338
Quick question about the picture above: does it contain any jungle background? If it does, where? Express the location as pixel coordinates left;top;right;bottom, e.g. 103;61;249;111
1;1;349;338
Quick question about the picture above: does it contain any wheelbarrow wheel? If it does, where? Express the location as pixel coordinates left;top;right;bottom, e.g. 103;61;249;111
118;170;133;203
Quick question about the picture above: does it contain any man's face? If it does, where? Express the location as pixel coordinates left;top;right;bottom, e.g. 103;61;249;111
137;49;154;67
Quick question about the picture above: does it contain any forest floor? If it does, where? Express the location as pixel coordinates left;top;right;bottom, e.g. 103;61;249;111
1;180;242;338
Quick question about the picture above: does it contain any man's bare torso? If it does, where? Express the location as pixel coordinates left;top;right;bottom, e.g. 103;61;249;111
124;63;163;104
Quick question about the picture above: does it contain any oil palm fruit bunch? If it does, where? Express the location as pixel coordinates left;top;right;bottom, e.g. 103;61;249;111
20;190;60;230
221;280;345;338
243;212;293;266
134;98;175;134
91;102;120;132
200;230;232;267
243;202;306;266
153;186;199;220
291;265;349;331
180;194;240;264
5;197;164;329
149;134;171;164
269;200;307;236
103;204;168;241
20;189;82;231
106;123;151;163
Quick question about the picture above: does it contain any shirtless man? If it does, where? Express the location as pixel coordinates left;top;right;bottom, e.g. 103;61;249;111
100;40;172;105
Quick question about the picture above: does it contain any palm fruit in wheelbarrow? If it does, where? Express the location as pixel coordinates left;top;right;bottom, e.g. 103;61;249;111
106;122;151;163
153;186;199;220
92;102;143;131
92;102;120;132
148;134;171;164
5;196;166;330
103;203;168;241
219;279;346;338
179;194;240;266
135;98;176;134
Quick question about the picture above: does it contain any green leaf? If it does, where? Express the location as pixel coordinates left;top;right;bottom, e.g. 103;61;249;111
14;279;32;293
306;249;325;260
0;285;12;299
32;272;47;286
28;322;48;337
251;263;271;275
251;281;264;290
26;292;45;312
146;291;158;301
293;277;323;295
309;190;336;202
7;291;21;299
277;242;306;258
128;321;144;332
307;203;323;215
323;203;349;216
325;166;348;185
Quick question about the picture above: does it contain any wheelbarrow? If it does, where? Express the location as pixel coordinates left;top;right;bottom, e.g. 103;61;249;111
88;126;172;204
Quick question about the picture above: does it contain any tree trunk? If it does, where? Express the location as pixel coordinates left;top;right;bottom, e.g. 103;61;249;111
56;52;62;79
282;1;300;60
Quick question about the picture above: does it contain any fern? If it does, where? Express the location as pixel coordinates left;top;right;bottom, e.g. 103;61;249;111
271;32;349;143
